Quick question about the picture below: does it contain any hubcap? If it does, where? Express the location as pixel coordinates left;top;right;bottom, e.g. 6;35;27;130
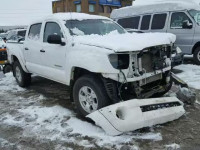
197;51;200;61
79;86;98;113
15;66;22;83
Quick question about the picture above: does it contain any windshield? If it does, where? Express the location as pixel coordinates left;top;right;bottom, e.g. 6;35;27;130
188;9;200;24
65;19;126;36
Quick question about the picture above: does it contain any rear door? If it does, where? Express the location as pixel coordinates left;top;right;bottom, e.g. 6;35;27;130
167;11;195;54
40;21;67;83
24;23;43;74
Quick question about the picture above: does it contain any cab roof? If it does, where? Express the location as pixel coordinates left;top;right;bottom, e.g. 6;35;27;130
31;13;110;24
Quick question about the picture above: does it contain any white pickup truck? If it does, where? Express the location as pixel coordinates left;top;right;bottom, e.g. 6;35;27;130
7;13;176;117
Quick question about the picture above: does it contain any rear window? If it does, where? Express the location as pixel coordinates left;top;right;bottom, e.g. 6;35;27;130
28;23;42;40
141;15;151;30
117;16;140;29
151;14;167;30
18;30;26;37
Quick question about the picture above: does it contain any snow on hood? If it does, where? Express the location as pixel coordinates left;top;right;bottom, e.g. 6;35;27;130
74;32;176;52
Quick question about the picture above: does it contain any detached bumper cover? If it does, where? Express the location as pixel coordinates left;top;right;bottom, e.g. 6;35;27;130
87;97;185;136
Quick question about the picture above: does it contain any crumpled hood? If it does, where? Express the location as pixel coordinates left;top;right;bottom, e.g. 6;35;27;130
74;32;176;52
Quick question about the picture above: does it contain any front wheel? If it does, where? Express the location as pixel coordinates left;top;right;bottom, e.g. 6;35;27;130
73;75;110;117
13;61;31;87
194;47;200;65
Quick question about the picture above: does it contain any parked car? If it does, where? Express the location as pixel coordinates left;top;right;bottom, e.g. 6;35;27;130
111;2;200;64
0;33;8;42
125;28;183;67
0;37;7;65
7;29;26;43
7;13;176;117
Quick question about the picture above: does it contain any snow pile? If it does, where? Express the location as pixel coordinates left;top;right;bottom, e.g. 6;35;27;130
111;0;200;19
174;64;200;89
46;12;109;22
74;31;176;52
133;0;200;6
0;72;25;93
165;143;180;150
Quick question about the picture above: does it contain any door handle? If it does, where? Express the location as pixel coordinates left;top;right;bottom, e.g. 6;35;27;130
25;47;29;50
40;49;45;53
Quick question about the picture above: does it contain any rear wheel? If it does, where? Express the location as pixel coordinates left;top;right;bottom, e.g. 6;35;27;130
13;61;31;87
194;47;200;65
73;75;110;117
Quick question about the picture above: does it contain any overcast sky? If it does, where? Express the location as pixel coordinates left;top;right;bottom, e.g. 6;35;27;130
0;0;53;26
1;0;200;26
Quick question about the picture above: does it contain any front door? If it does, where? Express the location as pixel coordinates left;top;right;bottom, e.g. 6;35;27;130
41;21;67;84
167;11;195;54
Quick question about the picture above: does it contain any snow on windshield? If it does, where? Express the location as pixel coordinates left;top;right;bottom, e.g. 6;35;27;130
65;19;125;36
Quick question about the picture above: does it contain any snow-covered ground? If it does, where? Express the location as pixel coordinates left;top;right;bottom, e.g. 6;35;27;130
174;64;200;90
1;63;200;149
0;73;163;150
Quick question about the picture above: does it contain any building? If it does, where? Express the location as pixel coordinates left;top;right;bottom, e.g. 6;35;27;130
52;0;132;17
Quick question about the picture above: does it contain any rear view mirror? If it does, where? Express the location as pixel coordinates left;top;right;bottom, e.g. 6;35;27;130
47;35;65;46
182;20;193;29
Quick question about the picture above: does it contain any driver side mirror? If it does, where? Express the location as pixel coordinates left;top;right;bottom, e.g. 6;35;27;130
47;34;66;46
182;20;193;29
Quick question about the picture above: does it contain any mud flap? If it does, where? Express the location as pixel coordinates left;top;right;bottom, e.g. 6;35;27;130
87;97;185;136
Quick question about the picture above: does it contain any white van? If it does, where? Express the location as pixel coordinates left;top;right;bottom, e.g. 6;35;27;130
111;2;200;64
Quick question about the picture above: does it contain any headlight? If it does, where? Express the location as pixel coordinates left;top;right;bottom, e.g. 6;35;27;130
109;54;129;69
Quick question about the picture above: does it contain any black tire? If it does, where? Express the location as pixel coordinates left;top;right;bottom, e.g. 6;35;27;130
73;75;110;117
13;61;31;87
194;47;200;65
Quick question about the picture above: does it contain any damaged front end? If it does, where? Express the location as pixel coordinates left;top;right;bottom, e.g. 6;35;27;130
103;44;173;102
87;97;185;136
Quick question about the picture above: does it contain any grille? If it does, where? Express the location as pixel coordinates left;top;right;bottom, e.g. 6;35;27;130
0;50;7;61
140;102;181;112
141;53;154;73
140;73;162;85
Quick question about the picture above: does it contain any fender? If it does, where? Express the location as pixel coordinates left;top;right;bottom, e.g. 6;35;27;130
64;44;119;85
7;43;29;73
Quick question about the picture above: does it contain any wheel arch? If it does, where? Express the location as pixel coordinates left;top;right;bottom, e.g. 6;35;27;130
69;67;103;102
11;55;29;73
192;42;200;54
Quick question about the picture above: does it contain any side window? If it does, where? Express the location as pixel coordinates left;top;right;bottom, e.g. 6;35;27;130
43;22;63;43
171;12;192;29
118;16;140;29
151;13;167;30
141;15;151;30
28;23;42;40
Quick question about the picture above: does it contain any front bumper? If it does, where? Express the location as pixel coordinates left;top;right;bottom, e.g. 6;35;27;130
87;97;185;136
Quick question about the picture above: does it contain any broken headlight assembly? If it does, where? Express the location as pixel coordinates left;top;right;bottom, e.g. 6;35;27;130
109;54;129;69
